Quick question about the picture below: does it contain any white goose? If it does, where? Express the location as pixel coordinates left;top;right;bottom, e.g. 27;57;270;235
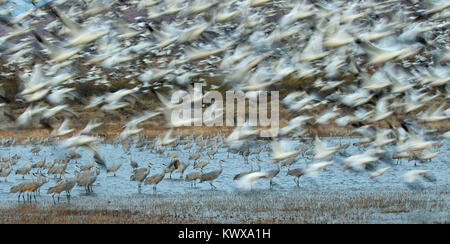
50;7;109;48
271;139;299;162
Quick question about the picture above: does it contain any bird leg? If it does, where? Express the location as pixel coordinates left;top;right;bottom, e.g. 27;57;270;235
210;181;216;189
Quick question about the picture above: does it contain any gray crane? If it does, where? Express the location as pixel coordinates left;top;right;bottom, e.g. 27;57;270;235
47;177;77;203
144;169;165;192
286;168;305;187
130;163;151;193
262;163;280;188
200;160;223;189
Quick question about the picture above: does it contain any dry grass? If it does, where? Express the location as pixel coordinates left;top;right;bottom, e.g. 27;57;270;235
1;190;448;224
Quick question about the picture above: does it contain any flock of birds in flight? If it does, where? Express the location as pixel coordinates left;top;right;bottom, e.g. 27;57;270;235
0;0;448;203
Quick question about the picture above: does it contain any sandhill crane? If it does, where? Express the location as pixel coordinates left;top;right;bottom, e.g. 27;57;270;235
10;181;31;202
184;143;193;151
0;163;12;182
146;143;155;151
207;148;218;159
280;158;296;168
193;161;209;172
47;177;77;203
251;148;263;159
47;163;68;179
76;167;99;193
185;170;202;187
144;169;165;192
262;163;280;188
188;152;201;162
227;148;238;158
107;162;122;176
130;163;151;193
68;153;82;160
286;168;305;187
162;160;179;179
122;143;131;152
31;158;46;173
295;144;309;157
31;147;41;155
16;161;32;179
10;180;40;202
167;151;179;159
43;160;55;170
76;162;96;172
10;173;43;202
9;157;19;166
33;173;49;195
240;149;251;163
200;160;223;189
130;158;139;169
174;160;190;179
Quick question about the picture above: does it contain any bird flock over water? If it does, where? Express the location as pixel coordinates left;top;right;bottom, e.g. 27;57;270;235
0;0;449;203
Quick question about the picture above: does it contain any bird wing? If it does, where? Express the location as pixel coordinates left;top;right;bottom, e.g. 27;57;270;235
49;7;82;34
84;144;106;168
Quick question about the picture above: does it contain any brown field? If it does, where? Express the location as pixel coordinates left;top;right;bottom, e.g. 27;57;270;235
0;119;448;144
1;189;448;224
